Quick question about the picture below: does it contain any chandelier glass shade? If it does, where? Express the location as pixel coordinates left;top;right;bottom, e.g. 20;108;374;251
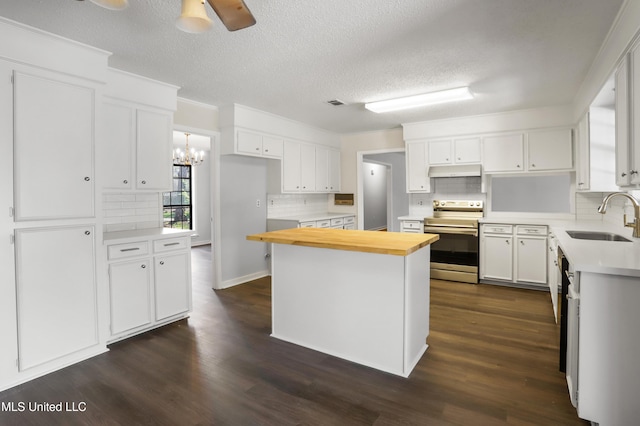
173;133;205;166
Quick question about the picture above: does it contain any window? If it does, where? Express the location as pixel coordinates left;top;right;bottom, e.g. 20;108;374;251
163;165;192;229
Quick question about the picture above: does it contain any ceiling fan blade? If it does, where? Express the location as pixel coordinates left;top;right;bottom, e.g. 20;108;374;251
206;0;256;31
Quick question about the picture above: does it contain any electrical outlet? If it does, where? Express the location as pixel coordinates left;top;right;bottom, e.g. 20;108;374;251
270;199;274;206
256;199;261;207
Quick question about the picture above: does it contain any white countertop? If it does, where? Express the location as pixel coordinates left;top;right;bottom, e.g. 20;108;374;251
103;228;193;244
481;216;640;277
398;215;426;221
268;212;355;222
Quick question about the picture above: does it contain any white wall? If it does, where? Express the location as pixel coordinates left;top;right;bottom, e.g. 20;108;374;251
219;155;269;287
331;128;405;217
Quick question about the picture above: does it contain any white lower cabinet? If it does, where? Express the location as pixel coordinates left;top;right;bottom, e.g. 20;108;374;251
481;232;514;281
480;224;547;288
15;226;98;371
400;220;424;233
106;234;192;342
154;251;191;321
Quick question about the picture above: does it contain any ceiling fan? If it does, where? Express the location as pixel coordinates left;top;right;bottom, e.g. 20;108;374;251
83;0;256;32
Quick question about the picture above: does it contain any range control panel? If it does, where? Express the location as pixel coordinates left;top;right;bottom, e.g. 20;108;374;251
433;200;484;210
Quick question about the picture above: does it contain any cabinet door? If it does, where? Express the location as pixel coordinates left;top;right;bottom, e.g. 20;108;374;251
262;135;283;158
481;235;513;281
282;140;301;191
315;146;329;192
236;130;262;156
406;141;429;192
576;113;590;190
13;70;94;221
102;102;134;189
300;143;316;191
428;139;452;165
15;226;97;371
528;129;573;171
515;237;547;284
109;260;152;335
454;137;481;163
155;252;191;321
482;134;524;173
615;56;631;186
328;149;341;192
136;109;172;190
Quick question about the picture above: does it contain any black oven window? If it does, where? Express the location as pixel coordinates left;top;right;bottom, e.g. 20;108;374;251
162;164;192;230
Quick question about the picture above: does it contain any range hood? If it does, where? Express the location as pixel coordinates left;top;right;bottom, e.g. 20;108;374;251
428;164;482;178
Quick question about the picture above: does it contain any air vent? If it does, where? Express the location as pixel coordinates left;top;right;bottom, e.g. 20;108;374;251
327;99;345;106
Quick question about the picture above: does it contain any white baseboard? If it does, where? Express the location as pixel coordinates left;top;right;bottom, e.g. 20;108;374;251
220;270;270;289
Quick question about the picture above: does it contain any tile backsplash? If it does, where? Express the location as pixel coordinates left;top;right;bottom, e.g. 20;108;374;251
575;192;629;225
103;192;162;232
267;193;329;218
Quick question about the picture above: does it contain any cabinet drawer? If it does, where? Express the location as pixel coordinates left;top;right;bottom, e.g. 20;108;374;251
343;216;355;225
108;241;149;260
331;217;344;226
402;221;423;230
482;224;513;234
316;219;331;228
516;225;547;236
300;221;316;228
153;237;189;253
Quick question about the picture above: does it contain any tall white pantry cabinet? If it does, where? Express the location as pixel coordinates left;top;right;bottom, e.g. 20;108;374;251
0;18;112;392
0;18;184;392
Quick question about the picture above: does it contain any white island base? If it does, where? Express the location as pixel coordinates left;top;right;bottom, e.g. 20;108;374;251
270;243;430;377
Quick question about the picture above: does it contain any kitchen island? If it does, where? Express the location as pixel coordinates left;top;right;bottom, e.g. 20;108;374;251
247;228;439;377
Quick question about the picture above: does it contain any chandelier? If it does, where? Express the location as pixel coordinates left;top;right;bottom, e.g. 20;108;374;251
173;133;205;166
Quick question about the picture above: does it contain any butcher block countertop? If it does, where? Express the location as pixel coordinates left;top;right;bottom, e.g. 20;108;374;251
247;228;439;256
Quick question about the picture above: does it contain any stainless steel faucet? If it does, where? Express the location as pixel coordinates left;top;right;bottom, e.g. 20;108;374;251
598;192;640;238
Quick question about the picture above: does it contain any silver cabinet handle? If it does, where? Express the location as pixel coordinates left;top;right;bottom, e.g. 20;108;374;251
84;176;90;181
141;180;147;184
531;164;536;168
159;261;164;265
516;164;521;168
121;247;140;252
632;170;638;175
141;264;146;269
123;179;128;184
622;172;627;177
520;240;525;245
164;242;180;247
85;230;91;235
506;240;510;244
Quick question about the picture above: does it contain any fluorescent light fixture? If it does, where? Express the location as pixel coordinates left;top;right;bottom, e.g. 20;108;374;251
364;86;474;113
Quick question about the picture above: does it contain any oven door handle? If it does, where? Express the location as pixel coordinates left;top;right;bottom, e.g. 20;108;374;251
423;226;479;237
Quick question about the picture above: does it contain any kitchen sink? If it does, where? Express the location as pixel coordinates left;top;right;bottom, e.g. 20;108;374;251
566;230;632;242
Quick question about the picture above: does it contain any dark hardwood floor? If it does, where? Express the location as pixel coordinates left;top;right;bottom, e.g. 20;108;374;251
0;245;586;425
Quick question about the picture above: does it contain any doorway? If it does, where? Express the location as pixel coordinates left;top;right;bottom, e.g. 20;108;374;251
358;149;409;232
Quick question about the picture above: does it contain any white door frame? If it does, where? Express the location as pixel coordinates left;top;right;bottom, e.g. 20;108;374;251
174;124;222;290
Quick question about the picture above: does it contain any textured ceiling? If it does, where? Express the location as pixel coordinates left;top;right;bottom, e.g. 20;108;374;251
0;0;624;133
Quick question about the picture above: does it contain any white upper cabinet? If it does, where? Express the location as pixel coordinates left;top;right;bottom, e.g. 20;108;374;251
136;109;172;190
454;137;481;164
427;139;453;165
101;68;177;192
102;101;134;189
615;55;631;186
576;112;590;190
328;148;341;192
482;133;524;173
406;141;430;192
481;129;572;174
300;143;316;191
102;102;172;191
282;140;302;192
13;68;95;221
427;137;481;166
236;129;283;159
527;128;573;171
315;146;329;192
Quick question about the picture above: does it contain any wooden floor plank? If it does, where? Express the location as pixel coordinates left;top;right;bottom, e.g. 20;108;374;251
0;245;587;425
